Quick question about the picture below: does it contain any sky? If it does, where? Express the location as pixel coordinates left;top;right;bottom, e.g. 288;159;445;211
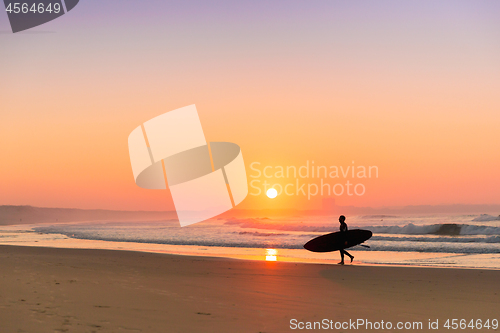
1;0;500;211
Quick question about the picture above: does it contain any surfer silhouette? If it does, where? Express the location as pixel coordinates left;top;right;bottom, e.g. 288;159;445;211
338;215;354;265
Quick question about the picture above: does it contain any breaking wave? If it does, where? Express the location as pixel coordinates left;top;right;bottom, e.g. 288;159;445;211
367;223;500;236
225;218;500;236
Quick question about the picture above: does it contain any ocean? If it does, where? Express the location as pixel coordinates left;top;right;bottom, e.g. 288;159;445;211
2;214;500;269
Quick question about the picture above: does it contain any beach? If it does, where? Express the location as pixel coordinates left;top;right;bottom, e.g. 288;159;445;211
1;245;498;333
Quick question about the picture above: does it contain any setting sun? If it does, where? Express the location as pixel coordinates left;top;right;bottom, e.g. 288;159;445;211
266;188;278;199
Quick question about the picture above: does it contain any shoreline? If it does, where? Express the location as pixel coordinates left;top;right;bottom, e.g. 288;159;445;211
0;239;499;271
1;223;500;270
1;245;499;332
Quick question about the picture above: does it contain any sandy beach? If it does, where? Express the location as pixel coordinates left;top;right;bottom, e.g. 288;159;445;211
0;245;498;333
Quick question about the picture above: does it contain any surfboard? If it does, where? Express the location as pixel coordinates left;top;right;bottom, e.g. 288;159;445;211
303;229;372;253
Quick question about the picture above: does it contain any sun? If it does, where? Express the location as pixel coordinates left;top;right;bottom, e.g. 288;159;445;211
266;188;278;199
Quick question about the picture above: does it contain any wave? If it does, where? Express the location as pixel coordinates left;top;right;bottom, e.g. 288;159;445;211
224;218;336;232
31;228;500;254
472;214;500;222
30;220;500;255
237;231;289;237
372;235;500;244
364;241;500;254
225;218;500;236
367;223;500;236
32;227;299;249
360;215;398;219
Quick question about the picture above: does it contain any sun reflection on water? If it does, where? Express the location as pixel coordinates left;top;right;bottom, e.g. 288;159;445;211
265;248;277;261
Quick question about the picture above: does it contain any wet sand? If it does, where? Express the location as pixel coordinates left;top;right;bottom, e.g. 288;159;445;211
0;245;498;332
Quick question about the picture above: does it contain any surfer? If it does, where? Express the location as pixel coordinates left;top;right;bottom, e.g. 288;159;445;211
338;215;354;265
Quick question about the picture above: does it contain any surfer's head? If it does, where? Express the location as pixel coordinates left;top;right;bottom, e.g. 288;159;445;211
339;215;346;223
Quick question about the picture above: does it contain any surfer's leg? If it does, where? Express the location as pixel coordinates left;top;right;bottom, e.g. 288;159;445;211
338;250;345;264
344;250;354;263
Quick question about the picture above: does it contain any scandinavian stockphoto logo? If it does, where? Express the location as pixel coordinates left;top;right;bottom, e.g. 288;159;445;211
3;0;79;33
128;105;248;227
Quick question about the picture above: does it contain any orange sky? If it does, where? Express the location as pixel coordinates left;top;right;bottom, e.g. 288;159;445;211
1;1;499;210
